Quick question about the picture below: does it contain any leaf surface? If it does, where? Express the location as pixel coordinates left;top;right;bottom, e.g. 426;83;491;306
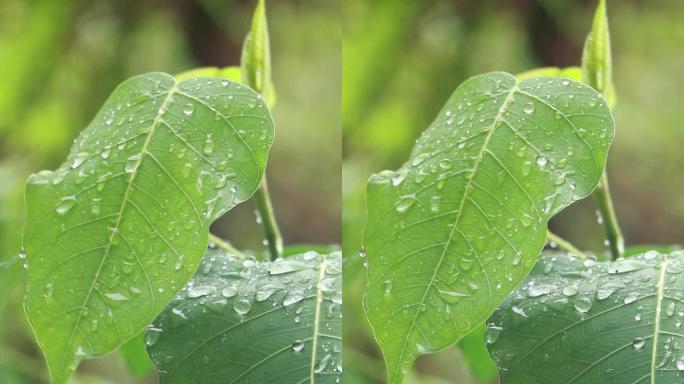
147;250;342;383
23;72;273;383
487;250;684;383
363;72;614;383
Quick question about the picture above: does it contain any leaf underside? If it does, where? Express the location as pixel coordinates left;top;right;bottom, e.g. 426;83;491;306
147;250;342;383
23;72;273;383
363;72;615;383
488;251;684;384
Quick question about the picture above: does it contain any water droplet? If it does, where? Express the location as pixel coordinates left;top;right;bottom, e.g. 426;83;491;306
596;282;624;300
221;285;238;298
183;103;194;116
536;156;547;168
187;285;214;298
283;291;304;306
485;325;503;344
395;195;417;213
125;155;140;173
528;284;554;297
633;337;645;350
574;298;592;313
233;299;251;315
677;356;684;370
56;196;77;215
292;340;305;352
203;134;214;154
512;306;528;317
523;102;535;114
383;280;393;295
105;292;128;301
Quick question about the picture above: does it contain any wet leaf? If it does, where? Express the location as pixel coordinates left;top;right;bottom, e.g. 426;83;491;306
23;72;273;383
488;250;684;383
147;250;342;383
363;72;614;383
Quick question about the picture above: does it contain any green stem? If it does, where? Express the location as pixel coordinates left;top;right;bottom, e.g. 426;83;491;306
593;172;624;260
547;230;588;259
208;233;246;259
254;178;283;260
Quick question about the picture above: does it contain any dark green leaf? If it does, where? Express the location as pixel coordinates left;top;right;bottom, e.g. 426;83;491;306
147;250;342;383
23;72;274;383
488;250;684;383
364;72;614;383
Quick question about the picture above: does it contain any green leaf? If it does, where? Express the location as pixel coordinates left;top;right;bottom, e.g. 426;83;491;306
147;250;342;383
23;72;274;383
487;250;684;383
582;0;616;107
174;66;241;83
241;0;276;106
118;332;154;377
517;67;581;82
457;323;498;383
363;72;614;383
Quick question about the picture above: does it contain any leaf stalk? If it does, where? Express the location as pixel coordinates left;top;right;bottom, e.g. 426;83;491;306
547;230;588;259
593;172;624;260
254;178;283;260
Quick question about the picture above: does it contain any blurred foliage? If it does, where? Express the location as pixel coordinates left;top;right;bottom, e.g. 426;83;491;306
0;0;339;382
342;0;684;383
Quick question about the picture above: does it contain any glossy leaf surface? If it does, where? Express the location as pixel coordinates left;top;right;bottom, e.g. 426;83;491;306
488;251;684;383
147;250;342;383
364;72;614;383
23;72;274;383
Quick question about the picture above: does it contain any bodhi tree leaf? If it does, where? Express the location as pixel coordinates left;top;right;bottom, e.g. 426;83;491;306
147;250;342;383
23;72;274;383
363;72;614;383
487;250;684;383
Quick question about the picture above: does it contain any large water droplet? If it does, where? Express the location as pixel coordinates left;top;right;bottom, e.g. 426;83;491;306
183;103;194;116
56;196;77;215
234;299;252;315
292;340;305;352
574;298;592;313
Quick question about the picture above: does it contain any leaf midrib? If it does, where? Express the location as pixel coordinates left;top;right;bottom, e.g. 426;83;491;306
310;259;328;382
58;82;178;376
390;82;519;381
650;260;668;384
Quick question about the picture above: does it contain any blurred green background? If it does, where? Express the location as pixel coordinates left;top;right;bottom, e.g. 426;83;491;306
342;0;684;383
0;0;340;382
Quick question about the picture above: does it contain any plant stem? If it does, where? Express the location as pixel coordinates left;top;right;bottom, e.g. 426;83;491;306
593;172;624;260
208;233;246;259
547;230;588;259
254;178;283;260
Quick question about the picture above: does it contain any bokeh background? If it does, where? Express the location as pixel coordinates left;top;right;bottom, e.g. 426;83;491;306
343;0;684;383
0;0;340;382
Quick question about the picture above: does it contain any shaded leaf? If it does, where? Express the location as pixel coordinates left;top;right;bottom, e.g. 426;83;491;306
23;72;273;383
582;0;616;107
363;72;614;383
147;250;342;383
487;250;684;383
